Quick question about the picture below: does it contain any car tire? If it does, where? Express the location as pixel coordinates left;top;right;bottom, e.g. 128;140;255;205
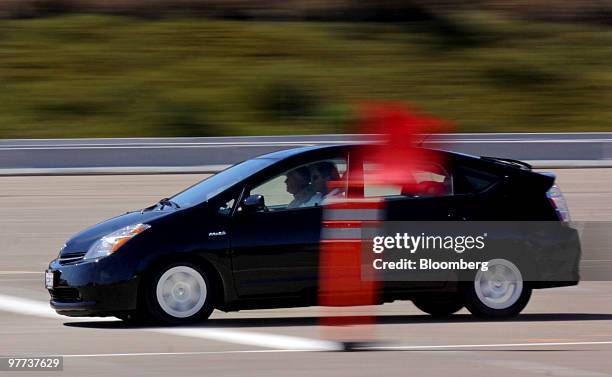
144;262;214;325
413;296;464;317
463;258;531;319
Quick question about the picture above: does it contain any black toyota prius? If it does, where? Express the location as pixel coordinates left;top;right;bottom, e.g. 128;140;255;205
45;144;580;324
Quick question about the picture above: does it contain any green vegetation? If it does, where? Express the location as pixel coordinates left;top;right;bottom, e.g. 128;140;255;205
1;12;612;138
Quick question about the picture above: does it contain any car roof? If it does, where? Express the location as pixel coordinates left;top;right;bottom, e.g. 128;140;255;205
255;143;481;161
254;144;518;176
254;144;348;160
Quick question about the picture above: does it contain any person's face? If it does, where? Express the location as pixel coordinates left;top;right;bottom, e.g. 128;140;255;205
285;171;308;195
310;168;327;193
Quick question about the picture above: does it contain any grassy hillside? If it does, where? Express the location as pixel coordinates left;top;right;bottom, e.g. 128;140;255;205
1;12;612;138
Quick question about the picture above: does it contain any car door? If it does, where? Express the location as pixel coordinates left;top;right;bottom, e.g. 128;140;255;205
230;155;348;297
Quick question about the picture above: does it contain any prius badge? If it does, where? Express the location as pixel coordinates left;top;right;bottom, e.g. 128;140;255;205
208;231;227;237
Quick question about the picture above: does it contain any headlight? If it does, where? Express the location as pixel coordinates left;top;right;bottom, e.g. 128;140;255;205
84;223;151;261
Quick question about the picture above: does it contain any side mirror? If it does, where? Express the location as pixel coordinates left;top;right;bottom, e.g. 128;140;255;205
241;194;265;213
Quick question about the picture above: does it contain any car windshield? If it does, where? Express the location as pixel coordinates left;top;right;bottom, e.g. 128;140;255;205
171;158;275;208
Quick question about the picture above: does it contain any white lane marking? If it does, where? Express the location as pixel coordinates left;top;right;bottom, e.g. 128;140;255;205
0;142;327;147
439;139;612;143
59;349;304;358
0;271;41;275
150;327;342;351
369;341;612;351
0;293;113;321
0;166;227;176
0;294;340;351
0;293;69;320
0;143;332;151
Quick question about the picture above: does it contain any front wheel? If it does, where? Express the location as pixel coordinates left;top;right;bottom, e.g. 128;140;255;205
463;258;531;319
144;262;214;325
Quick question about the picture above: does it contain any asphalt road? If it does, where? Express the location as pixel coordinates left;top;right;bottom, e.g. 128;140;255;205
2;170;612;376
3;133;612;174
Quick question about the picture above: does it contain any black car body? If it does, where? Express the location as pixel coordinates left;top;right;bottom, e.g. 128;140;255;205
46;145;580;323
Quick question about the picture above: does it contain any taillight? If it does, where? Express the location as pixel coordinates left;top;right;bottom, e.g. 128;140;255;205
547;185;571;223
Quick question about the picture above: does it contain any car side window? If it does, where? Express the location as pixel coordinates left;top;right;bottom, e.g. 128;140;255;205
364;161;453;198
248;158;347;212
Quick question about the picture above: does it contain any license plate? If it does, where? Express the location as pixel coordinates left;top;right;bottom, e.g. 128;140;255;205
45;271;54;289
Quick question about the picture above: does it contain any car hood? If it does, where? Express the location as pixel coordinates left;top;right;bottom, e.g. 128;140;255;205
60;209;172;256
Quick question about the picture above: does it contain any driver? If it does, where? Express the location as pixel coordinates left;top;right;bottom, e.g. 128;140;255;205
285;166;315;208
303;161;343;206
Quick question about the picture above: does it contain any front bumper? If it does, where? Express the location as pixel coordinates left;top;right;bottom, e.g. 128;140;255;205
46;256;139;317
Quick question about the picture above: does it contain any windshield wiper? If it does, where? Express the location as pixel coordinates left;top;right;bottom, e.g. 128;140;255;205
140;198;180;213
157;197;181;210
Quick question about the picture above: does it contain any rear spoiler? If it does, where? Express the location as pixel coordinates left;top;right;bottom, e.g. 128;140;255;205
480;156;532;170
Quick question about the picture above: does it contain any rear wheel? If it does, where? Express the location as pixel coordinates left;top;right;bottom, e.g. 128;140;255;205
144;262;214;325
413;295;464;317
463;258;531;319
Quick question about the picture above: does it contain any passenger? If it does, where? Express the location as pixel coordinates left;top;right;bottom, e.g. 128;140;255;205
285;166;315;208
303;162;343;207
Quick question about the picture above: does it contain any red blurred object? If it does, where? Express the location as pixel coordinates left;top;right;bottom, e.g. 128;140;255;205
358;101;452;194
318;101;452;343
318;199;382;342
